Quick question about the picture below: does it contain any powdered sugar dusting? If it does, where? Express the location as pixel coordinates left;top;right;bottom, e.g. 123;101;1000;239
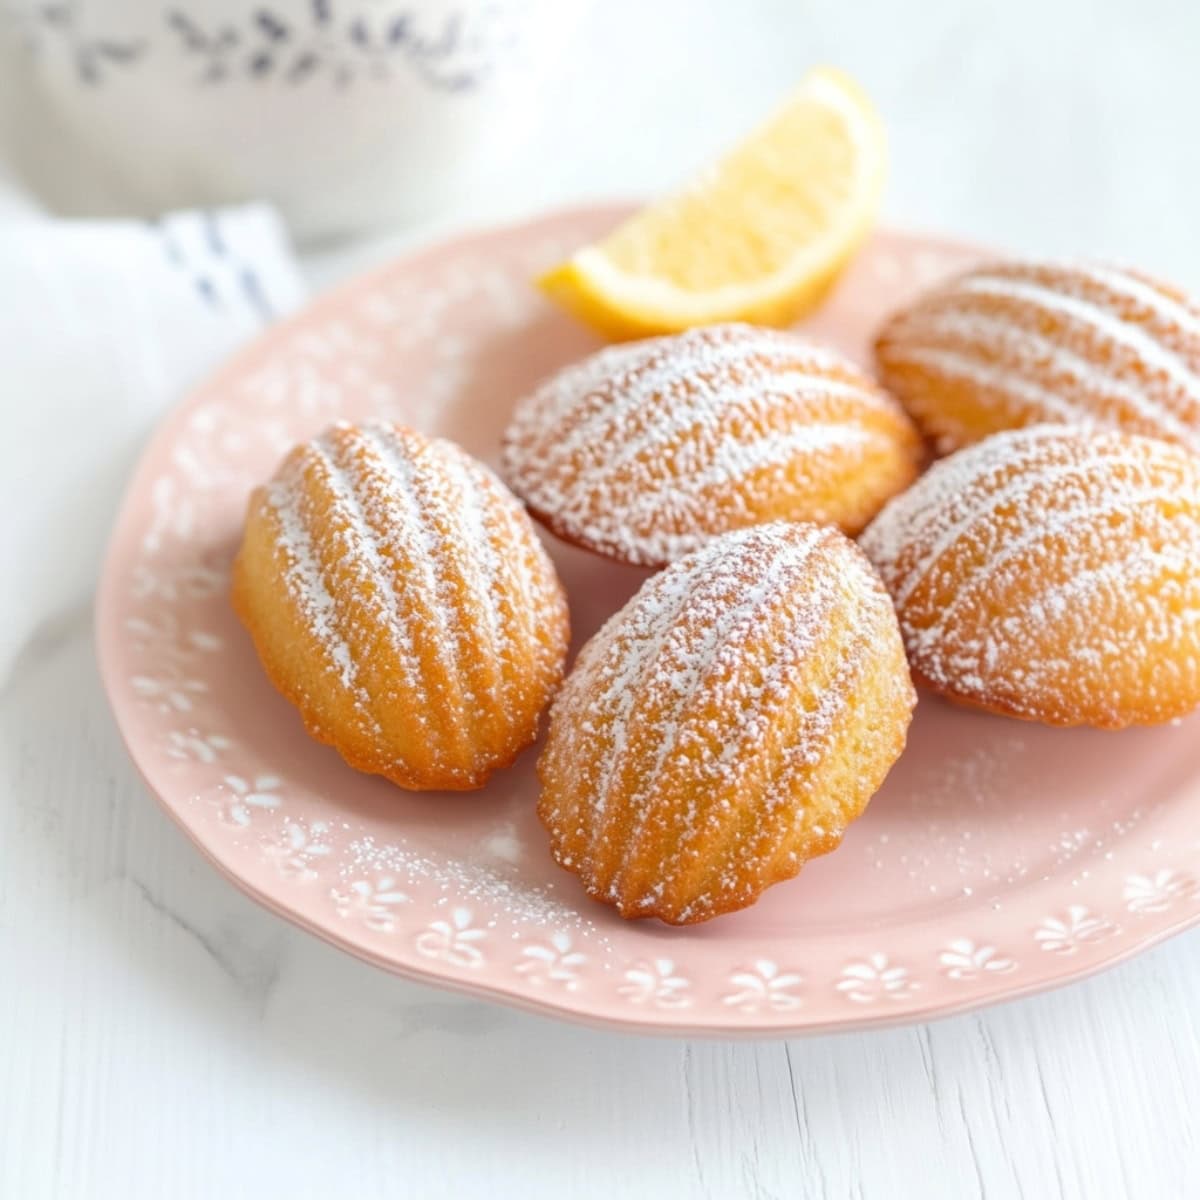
240;420;569;787
877;259;1200;452
344;835;611;942
860;425;1200;726
595;526;829;883
501;323;918;566
266;471;360;694
538;521;915;923
108;211;1200;1030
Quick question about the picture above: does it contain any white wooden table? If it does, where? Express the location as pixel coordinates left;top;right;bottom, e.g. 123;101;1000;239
4;2;1200;1195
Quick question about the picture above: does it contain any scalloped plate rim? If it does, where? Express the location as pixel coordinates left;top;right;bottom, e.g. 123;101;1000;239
95;204;1200;1038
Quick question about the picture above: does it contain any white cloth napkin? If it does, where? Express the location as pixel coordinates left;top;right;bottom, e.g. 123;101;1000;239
0;202;306;685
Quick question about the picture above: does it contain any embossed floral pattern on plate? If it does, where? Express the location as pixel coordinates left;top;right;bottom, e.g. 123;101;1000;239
96;205;1200;1035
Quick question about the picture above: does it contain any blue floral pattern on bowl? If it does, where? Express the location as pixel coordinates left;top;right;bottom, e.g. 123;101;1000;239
7;0;504;89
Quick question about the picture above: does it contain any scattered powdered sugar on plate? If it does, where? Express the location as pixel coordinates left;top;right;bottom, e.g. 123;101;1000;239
343;835;613;948
101;210;1200;1032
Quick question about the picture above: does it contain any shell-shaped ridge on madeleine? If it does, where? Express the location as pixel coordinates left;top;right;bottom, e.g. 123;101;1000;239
502;323;922;567
860;424;1200;728
537;521;915;924
875;258;1200;454
232;420;569;790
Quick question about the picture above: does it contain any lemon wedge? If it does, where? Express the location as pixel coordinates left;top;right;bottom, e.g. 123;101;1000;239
541;67;887;338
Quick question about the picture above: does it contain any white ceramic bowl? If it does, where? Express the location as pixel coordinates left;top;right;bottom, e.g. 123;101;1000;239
2;0;588;240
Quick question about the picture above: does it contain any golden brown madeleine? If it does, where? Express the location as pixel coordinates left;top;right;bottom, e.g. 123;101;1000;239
501;323;921;568
537;522;915;924
232;421;569;790
875;259;1200;454
860;425;1200;728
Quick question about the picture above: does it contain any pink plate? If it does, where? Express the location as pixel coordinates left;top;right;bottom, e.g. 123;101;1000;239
97;206;1200;1036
